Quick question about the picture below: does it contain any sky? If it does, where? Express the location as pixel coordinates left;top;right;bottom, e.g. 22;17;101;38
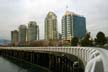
0;0;108;40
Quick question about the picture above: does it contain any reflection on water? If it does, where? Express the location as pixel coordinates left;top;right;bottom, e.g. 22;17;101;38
0;56;49;72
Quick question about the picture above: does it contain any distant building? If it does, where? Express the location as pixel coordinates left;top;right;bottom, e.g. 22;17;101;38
45;11;58;40
37;25;39;40
27;21;39;41
58;33;62;40
19;25;27;42
62;11;86;41
11;30;19;45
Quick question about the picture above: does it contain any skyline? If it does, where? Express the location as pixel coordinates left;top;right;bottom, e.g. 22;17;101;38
0;0;108;40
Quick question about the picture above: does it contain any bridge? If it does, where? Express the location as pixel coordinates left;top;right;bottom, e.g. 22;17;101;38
0;47;108;72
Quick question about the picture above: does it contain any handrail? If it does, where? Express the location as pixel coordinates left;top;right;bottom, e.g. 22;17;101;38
0;47;106;72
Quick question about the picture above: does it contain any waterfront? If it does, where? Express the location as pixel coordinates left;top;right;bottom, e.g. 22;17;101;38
0;56;49;72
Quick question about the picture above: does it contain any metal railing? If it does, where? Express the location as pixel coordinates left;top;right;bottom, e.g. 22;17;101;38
0;47;106;72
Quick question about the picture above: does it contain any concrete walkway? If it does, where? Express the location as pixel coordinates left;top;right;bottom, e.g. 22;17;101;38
97;48;108;72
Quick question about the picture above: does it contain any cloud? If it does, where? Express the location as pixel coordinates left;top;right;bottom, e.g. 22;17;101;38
0;0;108;40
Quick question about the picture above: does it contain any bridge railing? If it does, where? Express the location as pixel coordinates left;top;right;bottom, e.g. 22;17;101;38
0;47;105;72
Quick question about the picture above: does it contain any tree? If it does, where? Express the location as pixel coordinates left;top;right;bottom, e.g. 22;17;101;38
63;40;71;46
48;39;58;46
106;37;108;42
95;32;107;45
80;32;93;46
71;37;79;46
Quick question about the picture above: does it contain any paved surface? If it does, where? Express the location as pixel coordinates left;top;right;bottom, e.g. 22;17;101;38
97;48;108;72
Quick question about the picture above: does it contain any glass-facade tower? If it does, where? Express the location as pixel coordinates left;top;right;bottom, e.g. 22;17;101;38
62;11;86;40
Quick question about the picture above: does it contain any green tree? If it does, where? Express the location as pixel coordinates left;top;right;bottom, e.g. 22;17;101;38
95;32;107;45
80;32;93;46
106;37;108;42
71;37;79;46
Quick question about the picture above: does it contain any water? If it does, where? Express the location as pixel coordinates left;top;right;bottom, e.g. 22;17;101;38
0;56;49;72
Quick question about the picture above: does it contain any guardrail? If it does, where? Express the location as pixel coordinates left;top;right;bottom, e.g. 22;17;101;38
0;47;106;72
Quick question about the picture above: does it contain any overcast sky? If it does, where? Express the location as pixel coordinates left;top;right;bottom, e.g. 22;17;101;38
0;0;108;40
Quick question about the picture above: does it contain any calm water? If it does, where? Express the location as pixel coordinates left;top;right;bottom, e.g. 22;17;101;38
0;56;49;72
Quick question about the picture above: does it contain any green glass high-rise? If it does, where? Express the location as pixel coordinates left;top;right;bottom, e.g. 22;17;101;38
62;11;86;40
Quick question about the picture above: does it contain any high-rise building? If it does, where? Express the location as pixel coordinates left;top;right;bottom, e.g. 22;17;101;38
27;21;39;41
11;30;19;45
37;25;39;40
19;25;27;42
45;11;58;40
58;33;62;40
62;11;86;40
